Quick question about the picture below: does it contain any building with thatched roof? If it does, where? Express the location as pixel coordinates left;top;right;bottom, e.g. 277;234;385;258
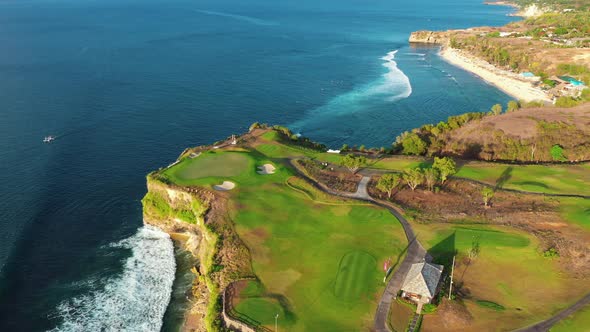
401;262;444;304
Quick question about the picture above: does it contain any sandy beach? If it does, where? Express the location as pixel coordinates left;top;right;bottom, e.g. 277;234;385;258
440;47;551;103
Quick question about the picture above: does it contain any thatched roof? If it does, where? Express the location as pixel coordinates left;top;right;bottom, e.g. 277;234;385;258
401;262;444;298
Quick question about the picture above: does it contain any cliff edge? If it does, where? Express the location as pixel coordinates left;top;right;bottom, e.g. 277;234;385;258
408;30;450;44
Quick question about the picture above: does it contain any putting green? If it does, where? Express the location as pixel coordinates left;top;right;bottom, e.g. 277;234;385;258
163;151;251;183
234;297;293;326
334;251;377;301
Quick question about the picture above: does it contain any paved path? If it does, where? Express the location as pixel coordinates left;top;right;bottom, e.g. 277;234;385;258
288;160;428;332
289;159;590;331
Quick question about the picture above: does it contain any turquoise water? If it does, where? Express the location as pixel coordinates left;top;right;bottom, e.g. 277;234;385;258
0;0;515;330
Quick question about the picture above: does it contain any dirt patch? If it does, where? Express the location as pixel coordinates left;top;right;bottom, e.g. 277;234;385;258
439;105;590;161
250;227;269;240
422;299;473;332
297;159;361;192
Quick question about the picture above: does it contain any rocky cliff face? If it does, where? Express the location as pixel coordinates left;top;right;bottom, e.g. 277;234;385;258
142;178;212;332
409;30;450;44
142;175;254;331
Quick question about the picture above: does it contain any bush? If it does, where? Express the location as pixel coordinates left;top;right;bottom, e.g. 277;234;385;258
476;300;505;311
422;303;437;314
543;248;560;258
550;144;566;161
555;96;580;108
543;79;556;87
401;133;428;155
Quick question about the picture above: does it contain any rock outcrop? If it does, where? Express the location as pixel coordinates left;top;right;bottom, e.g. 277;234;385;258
408;30;450;44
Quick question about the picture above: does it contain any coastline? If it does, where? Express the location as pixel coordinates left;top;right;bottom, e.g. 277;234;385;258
439;47;551;103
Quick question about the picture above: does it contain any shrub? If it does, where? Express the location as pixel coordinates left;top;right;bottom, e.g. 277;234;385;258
555;96;580;108
507;100;520;112
401;133;428;155
550;144;566;161
422;303;437;314
476;300;505;311
543;248;560;258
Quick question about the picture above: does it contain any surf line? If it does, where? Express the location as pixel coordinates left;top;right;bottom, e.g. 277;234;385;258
49;225;176;332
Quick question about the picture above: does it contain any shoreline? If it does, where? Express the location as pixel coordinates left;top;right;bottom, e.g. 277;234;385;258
439;47;552;103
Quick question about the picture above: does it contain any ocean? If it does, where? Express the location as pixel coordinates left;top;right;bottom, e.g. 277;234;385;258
0;0;514;330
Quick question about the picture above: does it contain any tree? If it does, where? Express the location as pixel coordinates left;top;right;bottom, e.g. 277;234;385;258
550;144;566;161
491;103;503;115
376;174;402;198
506;100;520;112
481;187;495;208
403;168;424;191
401;133;428;155
432;157;457;185
423;168;439;192
468;235;481;260
340;154;367;174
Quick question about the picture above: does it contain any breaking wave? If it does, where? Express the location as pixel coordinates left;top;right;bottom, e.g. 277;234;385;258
290;49;412;132
379;50;413;101
49;225;176;332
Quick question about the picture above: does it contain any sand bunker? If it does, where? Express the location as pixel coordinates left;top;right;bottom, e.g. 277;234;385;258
214;181;236;191
257;164;276;175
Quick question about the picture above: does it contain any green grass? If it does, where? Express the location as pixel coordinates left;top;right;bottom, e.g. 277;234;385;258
231;167;406;331
333;251;377;301
559;197;590;230
550;304;590;332
455;162;590;196
357;155;590;196
416;223;587;330
234;297;294;327
162;146;407;331
476;300;506;311
162;151;252;185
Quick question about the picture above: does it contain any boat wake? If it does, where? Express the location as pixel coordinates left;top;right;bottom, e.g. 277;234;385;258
290;49;412;133
195;9;277;26
49;225;175;332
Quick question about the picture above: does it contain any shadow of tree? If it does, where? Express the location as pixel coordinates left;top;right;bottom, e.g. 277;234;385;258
463;143;483;159
495;166;513;190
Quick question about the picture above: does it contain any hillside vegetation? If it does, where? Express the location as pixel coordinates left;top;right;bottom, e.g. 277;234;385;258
395;103;590;162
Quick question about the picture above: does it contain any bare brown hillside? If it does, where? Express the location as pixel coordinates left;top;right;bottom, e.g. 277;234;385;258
440;104;590;161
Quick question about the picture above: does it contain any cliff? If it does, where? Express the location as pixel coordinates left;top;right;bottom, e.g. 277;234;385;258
408;30;450;44
142;175;254;331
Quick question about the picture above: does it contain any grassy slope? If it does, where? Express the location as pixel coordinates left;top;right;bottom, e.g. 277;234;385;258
159;130;590;331
162;138;406;331
417;223;590;331
550;305;590;332
230;161;406;331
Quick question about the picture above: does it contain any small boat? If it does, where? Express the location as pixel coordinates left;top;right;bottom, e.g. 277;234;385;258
43;136;56;143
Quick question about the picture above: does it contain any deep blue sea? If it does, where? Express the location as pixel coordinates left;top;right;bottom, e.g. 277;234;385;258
0;0;515;330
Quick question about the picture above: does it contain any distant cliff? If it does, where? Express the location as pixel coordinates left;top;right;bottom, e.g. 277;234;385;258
408;30;450;44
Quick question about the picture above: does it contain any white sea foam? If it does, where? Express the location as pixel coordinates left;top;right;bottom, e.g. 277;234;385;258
290;50;412;131
49;225;176;332
378;50;413;101
195;9;277;26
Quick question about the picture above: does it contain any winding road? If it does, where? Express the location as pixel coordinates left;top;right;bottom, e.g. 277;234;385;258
288;160;428;332
289;159;590;332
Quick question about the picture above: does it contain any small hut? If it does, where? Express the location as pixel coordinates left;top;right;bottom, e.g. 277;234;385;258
400;262;444;305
